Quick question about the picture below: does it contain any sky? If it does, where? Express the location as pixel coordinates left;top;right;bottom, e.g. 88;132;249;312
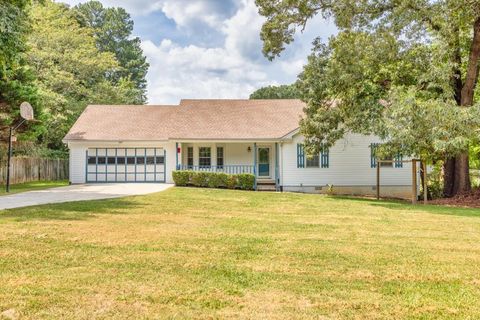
58;0;336;104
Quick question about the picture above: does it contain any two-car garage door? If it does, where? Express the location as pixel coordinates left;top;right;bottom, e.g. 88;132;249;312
86;148;165;183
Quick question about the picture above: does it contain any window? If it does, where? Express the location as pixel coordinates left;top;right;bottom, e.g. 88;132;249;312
155;156;165;164
146;157;155;165
217;147;224;167
199;147;211;166
187;147;194;167
306;154;320;168
97;157;106;164
136;157;145;165
117;157;126;165
107;157;116;164
88;157;96;165
127;157;135;165
370;143;401;168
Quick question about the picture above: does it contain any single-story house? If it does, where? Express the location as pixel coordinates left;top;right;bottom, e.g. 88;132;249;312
63;99;415;198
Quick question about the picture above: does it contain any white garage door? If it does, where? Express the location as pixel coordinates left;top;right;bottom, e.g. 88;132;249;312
86;148;165;183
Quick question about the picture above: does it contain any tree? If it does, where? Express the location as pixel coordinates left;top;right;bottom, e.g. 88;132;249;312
0;0;42;143
250;84;300;99
27;0;140;149
73;1;149;103
256;0;480;196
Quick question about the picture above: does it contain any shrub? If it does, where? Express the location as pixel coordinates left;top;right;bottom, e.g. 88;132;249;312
191;172;210;187
226;175;237;189
237;173;255;190
172;171;191;186
172;171;256;191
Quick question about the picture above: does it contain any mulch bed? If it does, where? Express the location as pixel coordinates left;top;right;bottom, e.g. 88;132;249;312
430;189;480;208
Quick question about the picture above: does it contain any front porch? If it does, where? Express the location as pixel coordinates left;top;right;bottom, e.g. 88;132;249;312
174;142;280;190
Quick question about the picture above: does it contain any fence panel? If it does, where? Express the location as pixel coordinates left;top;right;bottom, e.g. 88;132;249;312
0;157;69;184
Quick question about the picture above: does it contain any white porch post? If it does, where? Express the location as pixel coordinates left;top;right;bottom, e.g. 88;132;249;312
253;142;257;190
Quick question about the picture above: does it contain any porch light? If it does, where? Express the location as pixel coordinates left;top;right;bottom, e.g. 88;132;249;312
247;146;251;152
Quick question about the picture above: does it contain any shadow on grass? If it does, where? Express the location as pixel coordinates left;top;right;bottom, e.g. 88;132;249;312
0;198;141;222
329;195;480;218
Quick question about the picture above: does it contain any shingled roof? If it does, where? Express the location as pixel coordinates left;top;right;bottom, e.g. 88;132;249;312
63;99;305;142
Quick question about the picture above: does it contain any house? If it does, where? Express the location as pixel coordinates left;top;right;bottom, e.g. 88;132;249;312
63;99;415;198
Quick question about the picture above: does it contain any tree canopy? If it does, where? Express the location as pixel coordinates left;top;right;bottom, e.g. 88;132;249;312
256;0;480;196
250;84;300;99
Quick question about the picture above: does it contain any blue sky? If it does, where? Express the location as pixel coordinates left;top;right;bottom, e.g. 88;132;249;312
59;0;336;104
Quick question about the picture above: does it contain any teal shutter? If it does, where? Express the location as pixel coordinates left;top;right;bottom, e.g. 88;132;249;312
370;143;379;168
297;144;305;168
394;153;403;168
320;144;329;168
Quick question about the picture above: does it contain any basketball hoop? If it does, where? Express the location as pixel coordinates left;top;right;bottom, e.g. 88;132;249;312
20;102;34;121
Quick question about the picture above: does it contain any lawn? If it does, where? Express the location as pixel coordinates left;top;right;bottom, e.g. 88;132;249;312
0;180;68;195
1;188;480;319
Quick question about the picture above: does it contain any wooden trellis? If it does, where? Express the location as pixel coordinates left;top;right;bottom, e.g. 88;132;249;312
376;159;426;205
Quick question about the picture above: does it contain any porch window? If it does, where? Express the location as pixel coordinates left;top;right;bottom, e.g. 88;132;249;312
217;147;224;168
199;147;211;167
187;147;194;167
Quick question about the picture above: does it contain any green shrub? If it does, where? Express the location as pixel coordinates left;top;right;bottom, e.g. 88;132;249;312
191;172;209;187
172;171;191;186
172;171;255;191
226;175;237;189
237;173;255;190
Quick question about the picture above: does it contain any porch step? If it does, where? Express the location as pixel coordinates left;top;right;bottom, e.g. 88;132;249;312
257;184;277;191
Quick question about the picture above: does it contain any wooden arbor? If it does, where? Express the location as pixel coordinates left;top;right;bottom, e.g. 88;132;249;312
376;159;427;205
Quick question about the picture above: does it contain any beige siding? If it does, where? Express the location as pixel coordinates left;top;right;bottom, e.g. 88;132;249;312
281;133;415;188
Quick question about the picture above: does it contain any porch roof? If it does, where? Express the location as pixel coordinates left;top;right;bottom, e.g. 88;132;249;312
64;99;305;142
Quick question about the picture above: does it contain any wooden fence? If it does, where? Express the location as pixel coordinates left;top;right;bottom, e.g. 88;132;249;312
0;157;69;184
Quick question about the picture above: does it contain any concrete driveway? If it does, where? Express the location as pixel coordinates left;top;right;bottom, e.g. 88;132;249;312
0;183;173;210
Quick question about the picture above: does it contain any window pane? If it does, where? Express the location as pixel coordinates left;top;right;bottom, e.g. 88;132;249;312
127;157;135;164
117;157;126;164
107;157;116;164
217;147;224;167
156;156;165;164
136;157;145;165
187;147;194;166
88;157;96;164
199;147;211;166
306;155;319;168
146;156;155;165
97;157;106;164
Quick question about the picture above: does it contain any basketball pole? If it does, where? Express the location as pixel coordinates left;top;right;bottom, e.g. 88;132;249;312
6;119;26;193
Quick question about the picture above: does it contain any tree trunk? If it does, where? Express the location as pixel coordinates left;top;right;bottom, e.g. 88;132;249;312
446;17;480;196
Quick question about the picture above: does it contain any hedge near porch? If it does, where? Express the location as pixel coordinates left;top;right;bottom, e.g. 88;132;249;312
172;171;255;190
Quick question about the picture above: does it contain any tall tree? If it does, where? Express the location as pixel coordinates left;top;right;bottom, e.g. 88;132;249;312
0;0;42;143
256;0;480;196
27;0;140;149
73;1;149;103
250;84;300;99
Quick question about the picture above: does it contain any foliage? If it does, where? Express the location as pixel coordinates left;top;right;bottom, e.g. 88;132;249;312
73;0;149;103
26;0;142;150
172;171;255;190
249;84;300;99
256;0;480;195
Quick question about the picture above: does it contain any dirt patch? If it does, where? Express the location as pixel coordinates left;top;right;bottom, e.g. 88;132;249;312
431;188;480;208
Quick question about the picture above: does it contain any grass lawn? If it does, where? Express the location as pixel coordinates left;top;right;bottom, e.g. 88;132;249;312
1;188;480;319
0;180;68;196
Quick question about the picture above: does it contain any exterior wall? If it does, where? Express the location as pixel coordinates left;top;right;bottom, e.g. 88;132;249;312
67;141;176;184
281;133;417;199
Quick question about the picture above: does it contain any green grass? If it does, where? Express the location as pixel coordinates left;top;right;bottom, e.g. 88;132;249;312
0;180;68;195
1;187;480;319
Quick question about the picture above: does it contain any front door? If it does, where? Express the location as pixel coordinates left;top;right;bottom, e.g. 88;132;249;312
258;147;270;177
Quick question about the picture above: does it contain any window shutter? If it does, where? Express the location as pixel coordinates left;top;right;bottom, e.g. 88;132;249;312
320;144;329;168
394;153;403;168
297;144;305;168
370;143;378;168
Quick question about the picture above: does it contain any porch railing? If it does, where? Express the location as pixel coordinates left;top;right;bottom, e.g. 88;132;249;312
177;164;254;175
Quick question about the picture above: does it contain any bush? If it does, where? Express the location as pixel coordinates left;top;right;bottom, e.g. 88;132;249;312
172;171;191;186
191;172;209;187
237;173;255;190
172;171;256;191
